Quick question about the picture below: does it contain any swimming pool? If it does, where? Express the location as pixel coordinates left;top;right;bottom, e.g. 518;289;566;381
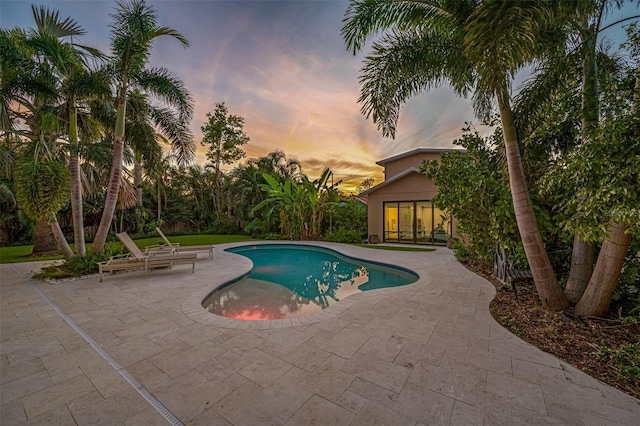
201;244;418;320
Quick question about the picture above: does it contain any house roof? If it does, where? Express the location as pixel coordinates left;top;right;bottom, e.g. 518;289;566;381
376;148;465;166
359;167;422;196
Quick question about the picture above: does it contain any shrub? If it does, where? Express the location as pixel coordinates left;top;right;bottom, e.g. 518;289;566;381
324;228;363;244
32;244;124;280
262;232;288;240
207;217;241;235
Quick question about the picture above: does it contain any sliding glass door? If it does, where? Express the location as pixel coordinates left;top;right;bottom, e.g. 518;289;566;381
383;201;450;244
384;203;399;242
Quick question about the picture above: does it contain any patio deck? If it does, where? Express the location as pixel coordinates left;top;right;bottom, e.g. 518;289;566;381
1;243;638;425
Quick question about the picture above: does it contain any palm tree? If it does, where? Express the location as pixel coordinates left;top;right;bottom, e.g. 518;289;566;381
28;5;109;256
0;18;81;258
514;1;639;305
342;0;569;309
124;89;194;212
92;0;191;252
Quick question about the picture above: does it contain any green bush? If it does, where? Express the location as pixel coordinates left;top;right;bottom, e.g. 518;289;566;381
32;245;124;280
324;199;367;236
452;240;471;263
324;228;363;244
613;244;640;314
262;232;288;240
207;217;241;235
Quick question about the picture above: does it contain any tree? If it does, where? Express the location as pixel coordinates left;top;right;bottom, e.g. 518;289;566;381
229;150;302;236
200;102;249;221
28;5;109;256
356;177;374;194
254;168;339;240
0;13;89;258
119;88;193;235
342;0;570;309
422;125;520;265
514;0;639;305
541;37;640;316
92;0;191;252
14;144;74;260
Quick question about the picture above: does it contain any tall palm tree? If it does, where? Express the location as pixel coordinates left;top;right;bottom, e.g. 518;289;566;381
92;0;191;252
342;0;570;309
515;1;637;304
28;5;109;256
1;19;79;257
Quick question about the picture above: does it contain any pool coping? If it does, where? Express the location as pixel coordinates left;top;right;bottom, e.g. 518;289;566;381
181;241;426;329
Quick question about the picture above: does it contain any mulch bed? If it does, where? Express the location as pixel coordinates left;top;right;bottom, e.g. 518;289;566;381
465;261;640;400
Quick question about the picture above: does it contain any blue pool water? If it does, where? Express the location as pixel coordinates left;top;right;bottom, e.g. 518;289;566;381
202;244;418;320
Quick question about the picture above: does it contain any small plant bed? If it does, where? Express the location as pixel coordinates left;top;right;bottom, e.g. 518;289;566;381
490;281;640;399
33;251;113;281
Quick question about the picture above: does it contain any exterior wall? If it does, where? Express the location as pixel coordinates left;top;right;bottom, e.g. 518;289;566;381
382;152;445;179
367;172;438;241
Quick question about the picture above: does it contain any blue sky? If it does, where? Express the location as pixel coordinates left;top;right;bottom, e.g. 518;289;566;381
2;1;638;191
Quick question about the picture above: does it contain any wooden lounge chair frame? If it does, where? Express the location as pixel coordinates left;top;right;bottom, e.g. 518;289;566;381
153;227;215;260
98;232;197;282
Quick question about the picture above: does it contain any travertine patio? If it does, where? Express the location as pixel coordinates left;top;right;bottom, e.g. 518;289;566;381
1;243;639;425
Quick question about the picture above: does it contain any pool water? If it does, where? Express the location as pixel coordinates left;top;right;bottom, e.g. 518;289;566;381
202;244;418;320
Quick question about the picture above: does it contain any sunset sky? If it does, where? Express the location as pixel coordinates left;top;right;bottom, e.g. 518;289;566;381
2;1;637;192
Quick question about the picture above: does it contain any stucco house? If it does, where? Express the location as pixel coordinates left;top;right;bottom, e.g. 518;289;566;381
360;148;462;245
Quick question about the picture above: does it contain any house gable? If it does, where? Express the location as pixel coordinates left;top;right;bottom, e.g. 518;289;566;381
365;169;438;203
377;148;463;179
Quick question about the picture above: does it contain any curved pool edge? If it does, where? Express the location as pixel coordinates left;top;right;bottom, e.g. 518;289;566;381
181;241;432;329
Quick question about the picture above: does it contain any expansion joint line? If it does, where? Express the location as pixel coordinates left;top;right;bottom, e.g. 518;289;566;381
11;265;184;426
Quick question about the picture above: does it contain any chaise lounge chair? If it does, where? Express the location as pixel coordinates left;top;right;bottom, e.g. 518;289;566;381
97;232;198;282
151;227;215;260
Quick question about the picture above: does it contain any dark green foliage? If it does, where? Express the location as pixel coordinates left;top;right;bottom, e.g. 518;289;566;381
590;338;640;381
326;199;368;237
451;240;470;264
422;126;523;267
15;159;70;222
207;216;241;235
614;245;640;314
32;246;120;279
324;228;363;244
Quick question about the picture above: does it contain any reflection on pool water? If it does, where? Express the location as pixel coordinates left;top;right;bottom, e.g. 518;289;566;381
202;244;418;320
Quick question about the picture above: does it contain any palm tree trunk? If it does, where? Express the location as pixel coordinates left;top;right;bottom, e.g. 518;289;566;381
133;157;143;234
32;220;59;255
51;218;74;260
497;87;568;310
134;157;143;207
574;219;631;317
68;99;86;256
92;99;126;253
157;180;162;220
69;153;86;256
565;232;595;304
565;26;598;304
574;63;640;316
215;162;222;221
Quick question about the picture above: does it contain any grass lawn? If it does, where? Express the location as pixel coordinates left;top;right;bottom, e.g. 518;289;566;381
0;235;437;264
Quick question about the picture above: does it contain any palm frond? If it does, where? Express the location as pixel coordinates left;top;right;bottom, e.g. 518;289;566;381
342;0;467;54
147;105;195;166
134;67;194;121
151;26;189;47
359;29;474;137
31;5;86;38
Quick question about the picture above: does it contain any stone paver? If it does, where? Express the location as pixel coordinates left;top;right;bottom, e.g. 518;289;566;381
1;243;639;425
